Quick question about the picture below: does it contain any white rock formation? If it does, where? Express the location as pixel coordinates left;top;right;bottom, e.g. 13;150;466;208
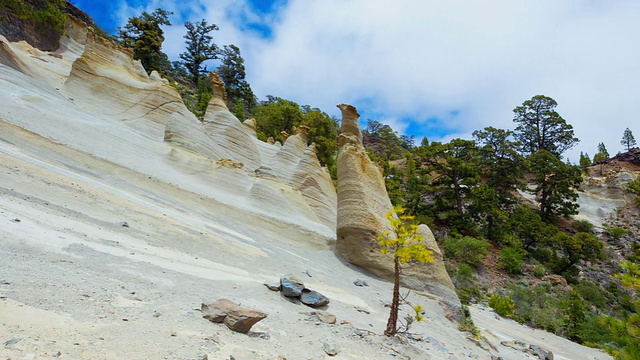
0;18;336;240
335;104;459;308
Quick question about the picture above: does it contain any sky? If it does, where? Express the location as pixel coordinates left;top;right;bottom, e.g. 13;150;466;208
72;0;640;162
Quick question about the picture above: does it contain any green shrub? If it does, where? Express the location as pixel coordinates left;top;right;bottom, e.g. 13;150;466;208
4;0;67;34
572;219;594;234
498;247;525;275
606;226;629;240
508;283;565;333
488;294;515;317
574;281;607;309
458;305;480;337
533;265;546;278
443;236;489;268
456;263;474;282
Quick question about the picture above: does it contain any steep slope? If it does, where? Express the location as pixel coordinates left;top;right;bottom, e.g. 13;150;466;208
0;16;612;360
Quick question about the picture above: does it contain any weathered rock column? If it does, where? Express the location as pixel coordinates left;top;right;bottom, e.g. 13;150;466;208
335;103;460;309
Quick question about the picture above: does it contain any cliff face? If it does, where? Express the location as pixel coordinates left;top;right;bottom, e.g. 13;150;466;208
0;16;336;241
576;150;640;228
335;104;460;308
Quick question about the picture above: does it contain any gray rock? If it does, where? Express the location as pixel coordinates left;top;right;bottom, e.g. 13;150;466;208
280;274;304;297
322;341;339;356
121;221;130;228
426;337;448;353
263;282;281;291
4;338;21;346
353;279;368;287
300;289;330;307
529;344;554;360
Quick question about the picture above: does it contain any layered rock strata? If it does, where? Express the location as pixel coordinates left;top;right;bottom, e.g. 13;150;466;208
335;104;459;308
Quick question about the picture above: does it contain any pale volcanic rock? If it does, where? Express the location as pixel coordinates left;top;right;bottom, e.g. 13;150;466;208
62;23;190;133
202;72;262;171
335;104;393;278
575;167;639;228
335;103;459;309
164;112;226;161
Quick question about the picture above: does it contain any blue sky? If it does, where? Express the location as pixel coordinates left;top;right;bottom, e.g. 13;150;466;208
71;0;640;161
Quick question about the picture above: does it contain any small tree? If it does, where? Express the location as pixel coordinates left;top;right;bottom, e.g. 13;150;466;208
621;128;637;151
378;206;434;336
180;20;219;83
597;142;610;158
579;152;591;173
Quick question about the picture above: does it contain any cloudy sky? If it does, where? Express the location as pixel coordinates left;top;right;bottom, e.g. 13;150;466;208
73;0;640;162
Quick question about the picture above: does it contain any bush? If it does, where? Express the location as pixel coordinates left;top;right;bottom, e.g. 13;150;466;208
606;226;629;240
574;281;607;309
443;236;489;268
508;283;565;333
572;219;594;234
488;294;515;317
498;247;525;275
533;265;547;278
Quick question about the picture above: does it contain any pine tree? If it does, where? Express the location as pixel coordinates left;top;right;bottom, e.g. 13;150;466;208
179;20;219;83
117;9;172;74
621;128;637;151
597;142;609;158
513;95;579;157
579;152;591;172
217;44;256;115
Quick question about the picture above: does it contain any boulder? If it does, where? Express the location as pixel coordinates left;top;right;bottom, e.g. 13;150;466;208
201;299;266;333
280;274;305;297
300;289;330;307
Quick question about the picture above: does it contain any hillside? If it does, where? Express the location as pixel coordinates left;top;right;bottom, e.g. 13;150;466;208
0;9;617;360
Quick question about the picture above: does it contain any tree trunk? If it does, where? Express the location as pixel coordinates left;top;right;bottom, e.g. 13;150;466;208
454;184;463;214
384;257;401;336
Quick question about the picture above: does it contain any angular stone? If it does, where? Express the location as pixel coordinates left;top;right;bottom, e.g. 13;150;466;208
314;310;336;324
300;289;330;307
201;299;236;323
280;274;305;297
223;307;267;333
202;299;267;333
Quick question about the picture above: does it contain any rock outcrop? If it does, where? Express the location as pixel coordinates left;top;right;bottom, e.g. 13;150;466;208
335;104;459;309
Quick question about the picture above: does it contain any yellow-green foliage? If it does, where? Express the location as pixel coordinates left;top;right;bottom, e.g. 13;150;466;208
378;206;434;335
488;294;515;317
378;205;434;264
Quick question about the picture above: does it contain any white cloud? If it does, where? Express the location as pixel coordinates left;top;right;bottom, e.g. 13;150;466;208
121;0;640;161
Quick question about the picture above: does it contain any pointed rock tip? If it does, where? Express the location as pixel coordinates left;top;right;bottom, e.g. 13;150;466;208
208;71;227;102
336;104;359;118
